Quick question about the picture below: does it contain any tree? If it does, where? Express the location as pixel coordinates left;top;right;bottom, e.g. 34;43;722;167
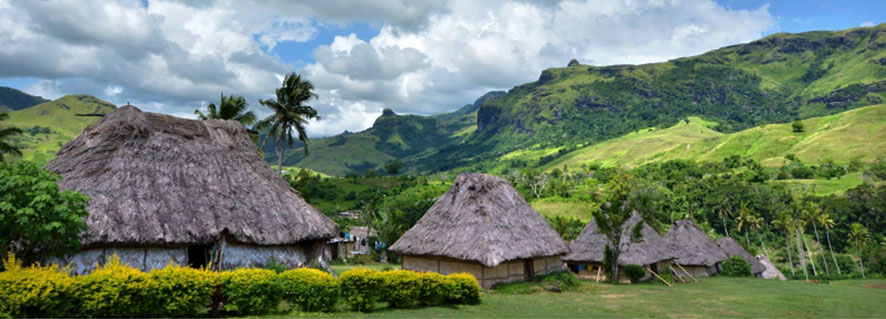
805;203;830;276
593;173;644;283
849;222;869;278
818;212;841;274
0;161;90;264
735;202;754;247
255;73;319;175
772;209;796;276
194;93;257;127
0;112;23;161
713;196;732;237
792;120;805;133
384;160;403;176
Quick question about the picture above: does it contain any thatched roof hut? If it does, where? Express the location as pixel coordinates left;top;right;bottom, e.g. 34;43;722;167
755;254;787;280
563;212;672;266
46;106;337;273
665;220;728;277
716;237;765;276
390;173;568;288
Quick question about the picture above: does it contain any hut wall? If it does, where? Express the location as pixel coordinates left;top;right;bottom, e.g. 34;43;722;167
402;255;564;289
678;265;718;277
218;238;328;270
49;247;187;275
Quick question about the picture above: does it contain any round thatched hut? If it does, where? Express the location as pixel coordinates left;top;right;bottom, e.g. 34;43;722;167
716;237;765;277
389;173;569;289
46;106;338;274
665;220;728;277
563;212;674;283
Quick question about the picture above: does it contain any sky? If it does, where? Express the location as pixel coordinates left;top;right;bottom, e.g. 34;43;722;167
0;0;883;137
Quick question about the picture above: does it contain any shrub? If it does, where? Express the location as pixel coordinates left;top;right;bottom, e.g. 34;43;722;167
418;272;448;306
339;269;382;312
0;253;78;318
278;268;339;312
657;273;676;285
75;254;155;318
722;255;752;277
380;270;422;308
149;263;216;317
218;268;283;316
537;271;580;291
792;121;805;133
445;273;481;305
623;264;646;283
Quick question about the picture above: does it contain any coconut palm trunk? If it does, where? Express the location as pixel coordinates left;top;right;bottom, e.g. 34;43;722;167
758;231;770;259
785;233;795;276
795;230;809;282
745;230;751;247
811;220;829;276
276;140;284;175
858;249;865;279
825;228;840;274
800;232;818;277
720;209;730;237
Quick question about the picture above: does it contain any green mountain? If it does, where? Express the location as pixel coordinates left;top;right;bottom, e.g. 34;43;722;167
2;95;116;165
414;24;886;173
0;86;49;112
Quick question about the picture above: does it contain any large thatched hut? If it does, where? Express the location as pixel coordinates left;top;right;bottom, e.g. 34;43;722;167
716;237;765;277
46;106;338;274
389;173;568;289
563;212;674;283
665;220;728;277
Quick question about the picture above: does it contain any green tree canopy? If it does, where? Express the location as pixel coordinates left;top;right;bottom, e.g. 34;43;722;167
0;161;90;264
0;112;23;161
256;72;319;175
194;93;257;127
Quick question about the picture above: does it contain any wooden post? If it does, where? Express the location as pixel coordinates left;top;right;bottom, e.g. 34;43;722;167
647;267;672;287
674;262;697;282
670;266;687;283
595;265;602;282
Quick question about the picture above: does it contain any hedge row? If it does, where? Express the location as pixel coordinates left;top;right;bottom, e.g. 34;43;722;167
0;254;481;318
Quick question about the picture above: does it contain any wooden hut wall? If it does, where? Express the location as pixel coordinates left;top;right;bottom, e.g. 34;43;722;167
403;255;563;289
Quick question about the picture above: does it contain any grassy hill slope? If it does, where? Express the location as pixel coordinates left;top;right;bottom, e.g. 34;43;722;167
4;95;115;165
537;104;885;171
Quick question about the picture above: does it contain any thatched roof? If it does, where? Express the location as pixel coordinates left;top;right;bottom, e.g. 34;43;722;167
562;212;673;266
755;254;787;280
389;173;568;267
665;220;727;267
46;106;338;247
716;237;765;275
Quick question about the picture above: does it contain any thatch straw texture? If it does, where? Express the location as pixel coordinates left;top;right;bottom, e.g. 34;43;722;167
563;212;673;266
665;220;727;266
755;254;787;280
389;173;568;267
46;106;337;247
716;237;766;275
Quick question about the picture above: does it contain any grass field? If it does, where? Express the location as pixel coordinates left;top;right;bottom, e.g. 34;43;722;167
266;278;886;318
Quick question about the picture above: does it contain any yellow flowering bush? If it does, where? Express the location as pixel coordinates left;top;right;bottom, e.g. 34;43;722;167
379;269;422;308
278;268;339;312
218;268;282;316
74;254;155;318
445;273;481;305
418;272;447;306
0;253;77;318
339;268;382;312
149;263;217;317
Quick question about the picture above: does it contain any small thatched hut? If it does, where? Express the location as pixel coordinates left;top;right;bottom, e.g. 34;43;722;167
46;106;338;274
563;212;674;283
755;254;787;280
389;173;568;289
716;237;765;277
665;220;728;277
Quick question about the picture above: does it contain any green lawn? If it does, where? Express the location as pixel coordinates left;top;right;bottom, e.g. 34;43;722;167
267;278;886;318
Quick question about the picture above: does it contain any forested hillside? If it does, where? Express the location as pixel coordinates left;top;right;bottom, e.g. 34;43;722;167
0;86;48;112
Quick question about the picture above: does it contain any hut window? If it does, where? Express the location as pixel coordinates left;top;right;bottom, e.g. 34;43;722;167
187;245;211;268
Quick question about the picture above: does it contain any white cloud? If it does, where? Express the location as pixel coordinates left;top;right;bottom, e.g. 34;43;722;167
0;0;776;137
861;21;875;27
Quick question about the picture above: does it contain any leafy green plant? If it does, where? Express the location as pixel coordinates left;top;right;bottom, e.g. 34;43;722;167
218;268;283;315
74;254;155;318
149;263;216;317
445;273;481;305
278;268;339;312
0;253;77;318
418;272;448;306
380;270;422;308
0;161;89;264
722;255;752;277
339;268;382;312
623;264;646;283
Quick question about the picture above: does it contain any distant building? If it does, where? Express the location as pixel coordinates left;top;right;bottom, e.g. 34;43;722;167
665;220;728;277
390;173;568;289
716;237;766;277
327;226;378;260
46;106;338;273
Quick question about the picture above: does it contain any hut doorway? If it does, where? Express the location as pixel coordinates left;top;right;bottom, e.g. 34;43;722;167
524;259;534;280
187;245;211;268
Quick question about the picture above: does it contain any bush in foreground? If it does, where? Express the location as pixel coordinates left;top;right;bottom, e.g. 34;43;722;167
722;256;752;277
149;263;216;317
0;254;77;318
623;264;646;283
218;268;282;316
278;268;339;312
339;268;383;312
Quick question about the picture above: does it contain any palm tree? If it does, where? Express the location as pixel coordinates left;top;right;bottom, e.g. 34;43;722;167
0;112;23;161
751;214;770;259
194;93;257;127
805;203;830;276
819;213;840;274
792;217;811;281
848;223;869;279
714;197;731;237
255;72;319;175
735;202;754;247
772;209;796;276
